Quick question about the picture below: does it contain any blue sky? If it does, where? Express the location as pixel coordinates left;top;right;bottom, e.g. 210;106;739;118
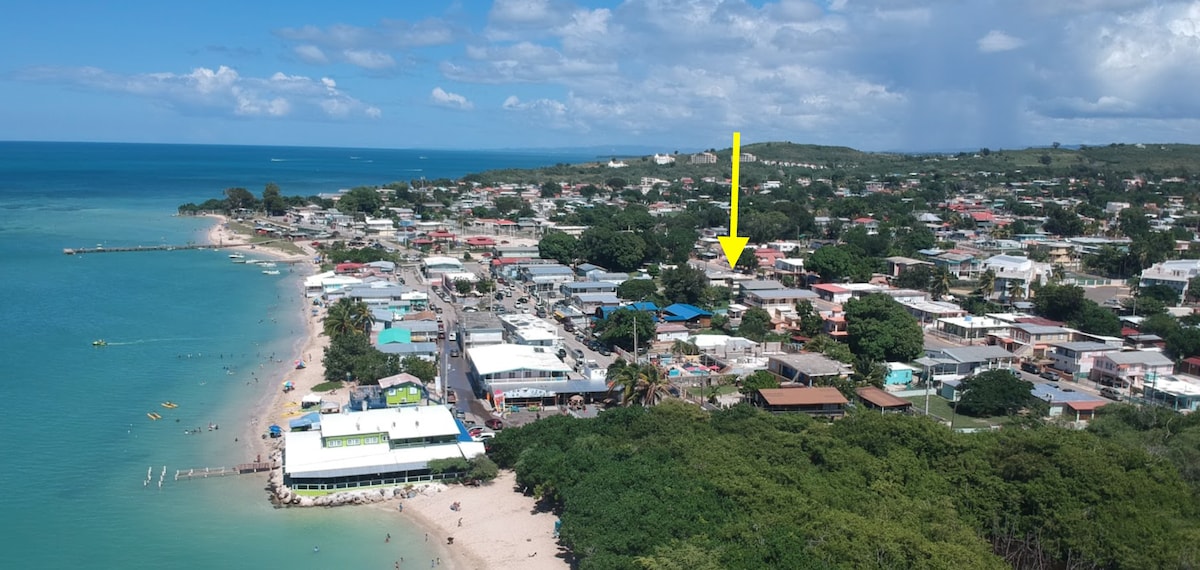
3;0;1200;151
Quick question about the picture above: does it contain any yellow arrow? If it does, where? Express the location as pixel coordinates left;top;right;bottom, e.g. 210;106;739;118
718;131;749;269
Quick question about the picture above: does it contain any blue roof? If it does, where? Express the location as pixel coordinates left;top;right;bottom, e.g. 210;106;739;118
288;412;322;429
662;303;712;321
596;305;660;321
1031;383;1106;404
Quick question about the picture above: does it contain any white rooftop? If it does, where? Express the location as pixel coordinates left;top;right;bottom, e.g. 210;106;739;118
422;256;463;267
466;343;572;376
284;431;484;479
938;316;1009;329
1151;376;1200;397
318;406;460;440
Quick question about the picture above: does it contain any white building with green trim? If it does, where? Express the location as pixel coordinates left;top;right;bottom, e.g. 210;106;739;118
283;405;484;492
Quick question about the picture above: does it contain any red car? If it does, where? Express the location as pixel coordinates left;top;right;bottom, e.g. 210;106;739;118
485;419;504;430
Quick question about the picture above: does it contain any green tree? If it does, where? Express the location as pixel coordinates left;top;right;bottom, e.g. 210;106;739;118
808;245;873;282
1042;204;1085;237
1033;284;1085;321
844;294;923;362
617;278;658;301
734;247;758;273
597;309;655;352
454;279;473;296
336;186;384;216
540;181;560;198
737;307;773;341
606;361;671;406
323;298;374;339
1141;283;1182;305
804;334;855;364
976;269;996;299
261;182;286;216
475;279;496;295
322;332;400;383
893;264;934;290
224;187;257;211
538;231;578;265
660;264;708;305
929;267;953;301
958;370;1043;417
794;300;824;338
739;370;780;395
401;355;438;384
578;227;646;272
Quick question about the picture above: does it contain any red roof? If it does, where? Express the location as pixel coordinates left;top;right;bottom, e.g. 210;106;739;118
466;236;495;246
335;262;364;272
855;386;914;408
1066;400;1110;412
1121;327;1140;337
758;387;848;406
853;217;875;224
969;211;995;222
813;283;850;294
489;257;532;266
1184;357;1200;367
412;238;433;245
496;219;517;226
428;230;455;238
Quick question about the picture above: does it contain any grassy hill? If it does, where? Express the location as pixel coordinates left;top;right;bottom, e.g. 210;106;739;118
465;141;1200;186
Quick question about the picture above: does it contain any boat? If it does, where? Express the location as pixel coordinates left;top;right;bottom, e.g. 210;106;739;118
161;402;178;409
229;253;245;259
258;262;277;268
231;258;247;264
92;340;107;347
147;412;162;420
262;270;281;275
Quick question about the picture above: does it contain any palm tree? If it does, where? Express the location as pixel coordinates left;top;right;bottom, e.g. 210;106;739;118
323;298;374;338
930;267;953;300
1007;279;1025;303
976;269;996;300
1050;264;1066;284
606;363;672;407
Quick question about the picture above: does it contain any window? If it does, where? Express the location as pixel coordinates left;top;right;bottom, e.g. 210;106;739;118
327;439;343;448
364;436;380;445
347;438;361;446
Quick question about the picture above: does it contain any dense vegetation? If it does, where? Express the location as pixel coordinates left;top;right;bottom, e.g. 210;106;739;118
490;402;1200;570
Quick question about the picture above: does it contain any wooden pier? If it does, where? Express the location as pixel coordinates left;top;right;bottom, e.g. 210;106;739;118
64;240;290;255
174;462;275;481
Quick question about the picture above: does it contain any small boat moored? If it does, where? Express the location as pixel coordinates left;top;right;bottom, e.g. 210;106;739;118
92;340;107;347
262;270;281;275
161;402;178;409
147;412;162;420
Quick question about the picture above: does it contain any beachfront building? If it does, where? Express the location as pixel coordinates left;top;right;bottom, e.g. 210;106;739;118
455;312;505;350
465;343;607;407
304;271;363;298
282;405;484;492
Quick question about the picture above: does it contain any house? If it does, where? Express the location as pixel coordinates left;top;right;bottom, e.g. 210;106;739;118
767;353;852;386
992;323;1072;359
1089;350;1175;395
687;334;758;356
1030;383;1109;422
743;289;819;315
897;298;967;324
812;283;853;304
377;373;426;407
751;387;848;418
690;152;718;164
923;250;981;279
421;256;464;277
521;264;576;296
282;406;486;492
1047;341;1121;380
660;303;713;327
982;255;1052;300
1139;259;1200;303
739;279;785;300
498;314;561;347
561;281;619;298
656;323;690;343
935;315;1011;343
855;386;914;413
884;256;933;278
455;312;505;349
884;362;918;386
1144;374;1200;412
572;292;621;314
924;346;1018;381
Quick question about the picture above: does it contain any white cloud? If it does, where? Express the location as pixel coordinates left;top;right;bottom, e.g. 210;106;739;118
342;49;396;70
430;87;474;110
17;65;381;120
978;30;1024;53
275;18;456;70
293;45;329;65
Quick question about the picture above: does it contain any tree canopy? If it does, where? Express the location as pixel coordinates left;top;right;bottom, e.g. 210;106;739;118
737;307;773;341
957;370;1044;417
596;309;655;352
487;403;1200;570
844;294;923;362
660;264;708;306
807;245;874;282
538;231;578;265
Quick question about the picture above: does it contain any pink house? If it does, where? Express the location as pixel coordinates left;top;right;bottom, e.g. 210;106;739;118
1090;350;1175;395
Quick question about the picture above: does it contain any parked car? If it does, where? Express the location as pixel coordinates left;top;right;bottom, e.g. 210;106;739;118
1100;387;1123;400
571;348;585;361
450;348;460;357
1040;370;1058;380
485;418;505;430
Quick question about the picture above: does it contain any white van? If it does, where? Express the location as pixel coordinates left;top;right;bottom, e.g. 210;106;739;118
448;331;458;342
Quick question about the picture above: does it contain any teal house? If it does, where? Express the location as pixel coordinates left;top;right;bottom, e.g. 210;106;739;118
378;373;425;407
884;362;918;386
378;328;413;345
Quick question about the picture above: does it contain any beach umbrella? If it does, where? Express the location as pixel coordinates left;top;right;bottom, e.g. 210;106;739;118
294;360;306;369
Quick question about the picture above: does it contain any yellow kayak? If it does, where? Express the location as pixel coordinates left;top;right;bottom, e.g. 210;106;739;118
161;402;178;409
147;412;162;420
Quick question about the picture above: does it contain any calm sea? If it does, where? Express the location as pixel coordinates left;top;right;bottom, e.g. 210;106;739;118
0;141;590;569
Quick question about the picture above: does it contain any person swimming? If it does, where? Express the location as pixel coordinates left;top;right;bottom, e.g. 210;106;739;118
313;546;320;553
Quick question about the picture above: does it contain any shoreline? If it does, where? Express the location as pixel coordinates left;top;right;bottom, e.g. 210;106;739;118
202;214;567;569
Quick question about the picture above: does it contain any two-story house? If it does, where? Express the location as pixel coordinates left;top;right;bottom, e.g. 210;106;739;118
1090;350;1175;395
1047;341;1122;380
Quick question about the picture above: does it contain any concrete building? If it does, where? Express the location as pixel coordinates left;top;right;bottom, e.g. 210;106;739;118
465;343;607;405
1090;350;1175;396
1140;259;1200;303
455;312;505;349
1047;341;1121;380
767;353;852;386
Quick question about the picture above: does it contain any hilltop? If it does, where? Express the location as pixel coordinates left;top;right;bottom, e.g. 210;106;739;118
465;141;1200;185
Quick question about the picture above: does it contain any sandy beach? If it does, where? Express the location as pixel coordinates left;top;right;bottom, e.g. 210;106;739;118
392;471;569;570
203;215;568;569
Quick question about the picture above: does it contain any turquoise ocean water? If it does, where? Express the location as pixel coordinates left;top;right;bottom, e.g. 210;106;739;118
0;142;590;569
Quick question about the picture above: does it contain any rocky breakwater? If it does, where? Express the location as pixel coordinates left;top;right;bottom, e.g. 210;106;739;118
265;449;448;508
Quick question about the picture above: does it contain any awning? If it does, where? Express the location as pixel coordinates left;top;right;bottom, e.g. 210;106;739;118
301;393;322;405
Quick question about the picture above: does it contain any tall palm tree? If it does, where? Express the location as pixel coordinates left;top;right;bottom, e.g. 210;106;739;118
1007;279;1025;303
323;298;374;338
606;363;672;407
930;267;953;300
976;269;996;300
1050;264;1066;284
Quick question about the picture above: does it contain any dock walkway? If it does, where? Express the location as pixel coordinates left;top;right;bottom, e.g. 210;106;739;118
174;462;274;481
64;240;290;255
